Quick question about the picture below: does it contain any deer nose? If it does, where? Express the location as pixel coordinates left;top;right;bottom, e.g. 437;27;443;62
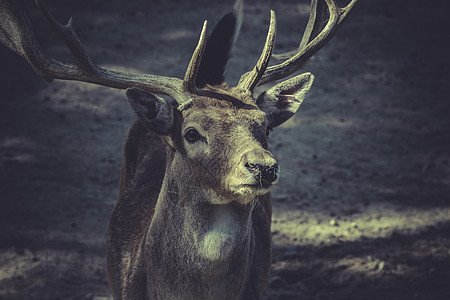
242;150;279;187
245;162;279;186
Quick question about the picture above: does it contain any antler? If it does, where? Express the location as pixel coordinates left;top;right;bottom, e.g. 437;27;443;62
0;0;357;106
0;0;208;106
236;10;276;92
237;0;358;91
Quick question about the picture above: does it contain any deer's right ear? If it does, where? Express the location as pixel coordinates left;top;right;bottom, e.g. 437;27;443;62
126;88;174;136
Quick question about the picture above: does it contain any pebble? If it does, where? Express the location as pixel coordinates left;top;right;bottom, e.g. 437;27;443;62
329;219;338;226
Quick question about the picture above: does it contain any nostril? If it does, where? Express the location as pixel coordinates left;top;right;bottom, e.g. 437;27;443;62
245;162;259;173
262;163;279;183
270;164;279;175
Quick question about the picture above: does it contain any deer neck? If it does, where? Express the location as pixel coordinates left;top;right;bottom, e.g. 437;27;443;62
150;165;255;261
145;156;256;298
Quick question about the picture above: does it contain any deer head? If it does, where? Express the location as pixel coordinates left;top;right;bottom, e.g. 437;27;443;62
0;0;358;298
0;1;356;180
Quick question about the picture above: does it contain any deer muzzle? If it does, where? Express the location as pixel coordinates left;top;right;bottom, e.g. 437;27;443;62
240;149;279;190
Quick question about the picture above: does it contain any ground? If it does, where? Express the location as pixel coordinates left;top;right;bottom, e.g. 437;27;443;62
0;0;449;299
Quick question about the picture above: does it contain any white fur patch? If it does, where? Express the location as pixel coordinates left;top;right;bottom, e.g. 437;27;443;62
198;205;237;261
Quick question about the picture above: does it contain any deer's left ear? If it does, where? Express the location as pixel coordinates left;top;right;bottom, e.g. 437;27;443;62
256;73;314;128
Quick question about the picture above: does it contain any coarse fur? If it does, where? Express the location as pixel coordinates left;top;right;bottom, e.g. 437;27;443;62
106;1;314;299
106;75;313;299
107;86;274;300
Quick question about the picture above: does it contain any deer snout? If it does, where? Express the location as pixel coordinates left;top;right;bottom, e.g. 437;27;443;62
245;162;279;186
242;149;279;188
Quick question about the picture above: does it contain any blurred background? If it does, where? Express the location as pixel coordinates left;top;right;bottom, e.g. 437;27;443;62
0;0;449;299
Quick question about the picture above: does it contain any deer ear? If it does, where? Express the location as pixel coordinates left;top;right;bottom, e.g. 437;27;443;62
195;0;243;88
256;73;314;128
126;88;174;135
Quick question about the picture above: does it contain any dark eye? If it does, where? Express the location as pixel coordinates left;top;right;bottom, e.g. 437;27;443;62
185;128;203;143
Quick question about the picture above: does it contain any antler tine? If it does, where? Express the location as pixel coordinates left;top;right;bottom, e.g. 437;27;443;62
0;0;67;81
236;10;276;92
38;0;212;106
35;0;190;100
0;0;193;104
272;0;327;61
35;0;95;73
256;0;358;87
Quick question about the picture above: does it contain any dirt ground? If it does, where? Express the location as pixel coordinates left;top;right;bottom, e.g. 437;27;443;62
1;0;449;299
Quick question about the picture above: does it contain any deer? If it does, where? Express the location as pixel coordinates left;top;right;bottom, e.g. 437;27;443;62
0;0;357;299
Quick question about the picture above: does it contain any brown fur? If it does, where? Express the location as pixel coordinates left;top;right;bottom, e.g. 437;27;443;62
107;91;275;299
105;68;315;299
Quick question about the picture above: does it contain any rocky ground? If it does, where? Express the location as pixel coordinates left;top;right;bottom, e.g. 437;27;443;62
0;0;449;299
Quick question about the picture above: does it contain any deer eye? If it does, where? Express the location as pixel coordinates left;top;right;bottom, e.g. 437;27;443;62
184;128;203;143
